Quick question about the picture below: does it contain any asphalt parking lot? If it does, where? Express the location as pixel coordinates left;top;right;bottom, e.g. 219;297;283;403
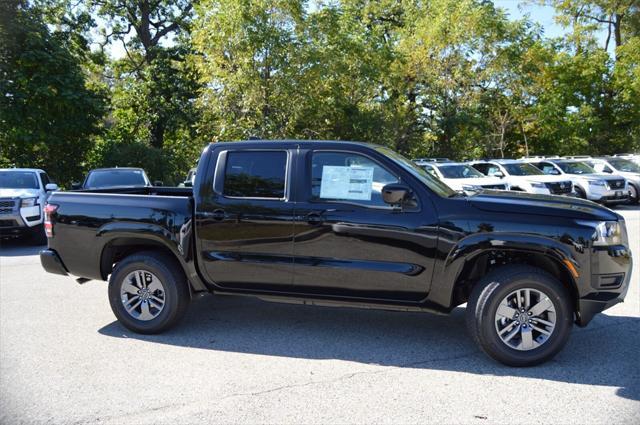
1;206;639;424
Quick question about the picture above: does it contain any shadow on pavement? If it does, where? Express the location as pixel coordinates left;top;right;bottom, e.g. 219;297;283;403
0;238;45;256
99;294;640;401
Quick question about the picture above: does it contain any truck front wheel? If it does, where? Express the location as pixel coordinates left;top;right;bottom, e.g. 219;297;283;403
108;251;190;334
466;265;573;366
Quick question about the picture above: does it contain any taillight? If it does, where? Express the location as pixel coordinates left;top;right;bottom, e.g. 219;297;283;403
44;204;58;237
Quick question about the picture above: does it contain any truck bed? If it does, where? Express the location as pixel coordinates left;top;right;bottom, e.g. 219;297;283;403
45;186;194;281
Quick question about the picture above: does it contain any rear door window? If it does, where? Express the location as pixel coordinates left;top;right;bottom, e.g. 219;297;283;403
223;151;288;199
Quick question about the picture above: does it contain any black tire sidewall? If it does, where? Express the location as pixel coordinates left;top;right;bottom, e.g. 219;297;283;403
629;184;639;205
474;270;573;366
108;254;185;334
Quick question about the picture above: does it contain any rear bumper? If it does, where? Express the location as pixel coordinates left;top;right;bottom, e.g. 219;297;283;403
576;245;633;326
40;249;69;276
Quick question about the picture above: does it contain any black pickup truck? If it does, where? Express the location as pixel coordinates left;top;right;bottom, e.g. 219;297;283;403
40;141;633;366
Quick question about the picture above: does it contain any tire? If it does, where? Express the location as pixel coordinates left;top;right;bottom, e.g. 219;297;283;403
29;224;47;245
574;186;587;199
466;265;573;367
628;184;639;205
108;251;190;334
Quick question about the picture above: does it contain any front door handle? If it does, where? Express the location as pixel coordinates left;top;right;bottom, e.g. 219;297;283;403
306;212;323;225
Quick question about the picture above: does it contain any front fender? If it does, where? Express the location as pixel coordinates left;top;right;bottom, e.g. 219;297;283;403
428;232;582;309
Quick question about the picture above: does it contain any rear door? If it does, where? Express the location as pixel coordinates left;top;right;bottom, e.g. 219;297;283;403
196;148;295;292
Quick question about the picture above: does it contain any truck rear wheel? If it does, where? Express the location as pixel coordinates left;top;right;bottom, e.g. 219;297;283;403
466;265;573;366
108;251;190;334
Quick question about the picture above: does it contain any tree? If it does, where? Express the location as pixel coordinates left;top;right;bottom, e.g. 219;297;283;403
0;0;105;186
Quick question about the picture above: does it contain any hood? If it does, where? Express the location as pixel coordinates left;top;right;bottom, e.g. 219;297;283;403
617;171;640;183
0;188;40;198
567;172;619;182
443;177;505;190
519;174;572;184
467;190;618;221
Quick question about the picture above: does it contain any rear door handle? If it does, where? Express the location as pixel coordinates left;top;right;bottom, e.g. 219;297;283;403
306;212;323;225
199;209;226;221
211;209;226;221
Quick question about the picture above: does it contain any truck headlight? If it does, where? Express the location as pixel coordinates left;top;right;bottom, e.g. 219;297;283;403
589;180;606;187
531;182;546;189
592;221;623;246
20;197;38;207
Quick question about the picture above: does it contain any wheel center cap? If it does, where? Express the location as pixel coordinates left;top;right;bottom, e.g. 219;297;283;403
140;289;150;301
519;313;528;323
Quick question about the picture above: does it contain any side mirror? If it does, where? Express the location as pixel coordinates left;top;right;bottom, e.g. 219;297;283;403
45;183;59;191
154;180;164;186
183;180;193;187
71;182;81;190
493;171;505;178
382;183;414;207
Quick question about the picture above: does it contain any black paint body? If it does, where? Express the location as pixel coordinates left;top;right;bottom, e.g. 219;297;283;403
41;141;633;326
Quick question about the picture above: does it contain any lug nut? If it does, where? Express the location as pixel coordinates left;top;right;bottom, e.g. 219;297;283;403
528;311;532;316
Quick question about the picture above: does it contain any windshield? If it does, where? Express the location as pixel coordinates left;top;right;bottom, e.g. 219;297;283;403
85;170;148;188
556;161;596;175
375;147;456;197
0;171;39;189
607;158;640;173
502;163;544;176
438;164;485;179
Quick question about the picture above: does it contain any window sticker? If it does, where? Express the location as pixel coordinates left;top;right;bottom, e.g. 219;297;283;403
319;166;374;201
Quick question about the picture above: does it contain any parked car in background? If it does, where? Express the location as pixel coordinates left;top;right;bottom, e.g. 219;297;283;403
469;160;573;196
178;167;197;188
612;153;640;166
418;162;509;191
72;168;153;190
584;157;640;204
40;140;633;367
526;159;628;205
413;157;452;164
0;168;58;243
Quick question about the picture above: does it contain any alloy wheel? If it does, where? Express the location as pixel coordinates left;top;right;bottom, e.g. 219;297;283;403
120;270;166;321
494;288;557;351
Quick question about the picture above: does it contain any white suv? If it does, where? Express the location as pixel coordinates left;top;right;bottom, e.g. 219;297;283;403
527;159;628;205
469;160;573;196
0;168;58;243
584;157;640;204
417;162;509;191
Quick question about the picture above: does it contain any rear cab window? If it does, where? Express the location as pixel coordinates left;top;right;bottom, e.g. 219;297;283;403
222;151;288;199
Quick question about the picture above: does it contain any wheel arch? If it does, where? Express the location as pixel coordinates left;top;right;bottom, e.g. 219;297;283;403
436;234;581;317
100;236;207;293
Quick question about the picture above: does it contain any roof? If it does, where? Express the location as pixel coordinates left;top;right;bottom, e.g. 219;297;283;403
470;159;520;164
210;139;381;149
88;167;146;172
0;168;45;173
431;162;471;167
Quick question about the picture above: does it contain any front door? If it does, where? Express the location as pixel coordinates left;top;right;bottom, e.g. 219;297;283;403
196;149;295;292
291;149;438;302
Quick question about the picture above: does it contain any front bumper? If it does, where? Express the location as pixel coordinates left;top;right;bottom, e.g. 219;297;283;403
40;249;69;276
576;245;633;326
587;186;629;204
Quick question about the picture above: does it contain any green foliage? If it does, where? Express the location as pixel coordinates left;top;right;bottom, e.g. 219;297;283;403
2;0;639;184
0;0;106;186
